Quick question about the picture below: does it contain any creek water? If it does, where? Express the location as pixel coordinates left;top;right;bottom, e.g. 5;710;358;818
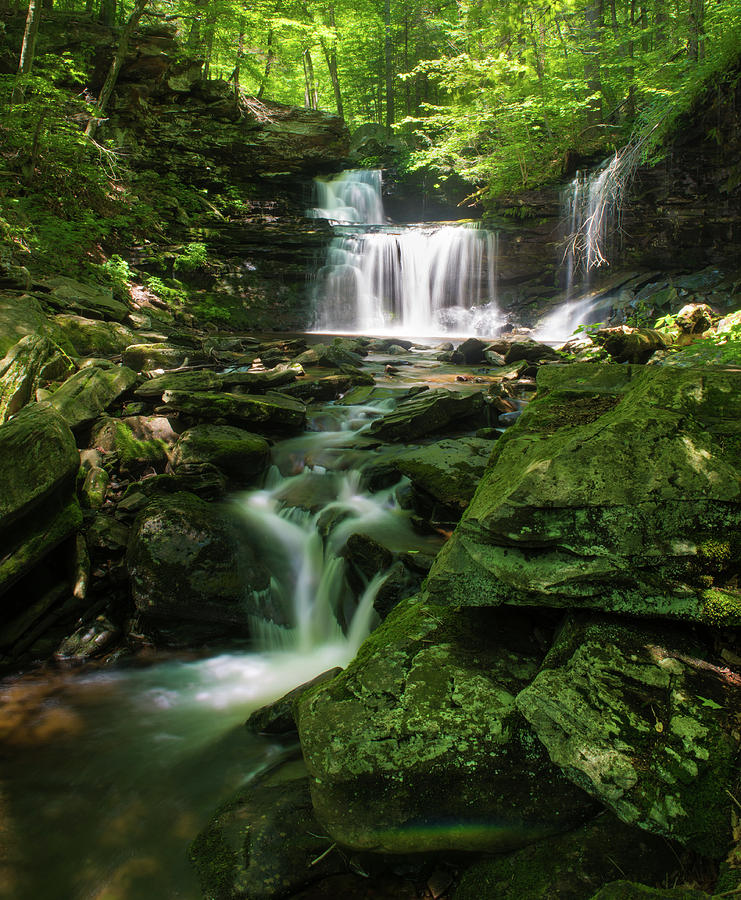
0;352;446;900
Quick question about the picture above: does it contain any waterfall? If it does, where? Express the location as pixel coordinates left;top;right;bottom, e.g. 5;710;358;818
309;170;501;337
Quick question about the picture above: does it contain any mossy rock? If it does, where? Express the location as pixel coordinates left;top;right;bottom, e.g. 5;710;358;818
296;598;596;854
50;363;139;431
516;616;741;858
0;334;74;424
454;812;682;900
53;314;137;357
170;425;270;486
424;363;741;624
158;389;306;434
368;388;486;442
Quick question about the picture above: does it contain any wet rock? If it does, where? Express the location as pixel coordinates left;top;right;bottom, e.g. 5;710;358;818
54;615;120;664
453;812;682;900
37;276;130;322
296;599;596;854
483;348;506;366
368;389;485;442
0;334;74;424
247;668;342;736
53;314;138;358
50;362;139;431
453;337;487;364
504;340;562;364
158;389;306;434
170;425;270;486
190;757;348;900
516;616;741;857
387;437;492;526
594;326;673;363
424;363;741;625
294;341;365;370
281;371;374;401
127;491;270;644
0;402;82;593
343;533;393;583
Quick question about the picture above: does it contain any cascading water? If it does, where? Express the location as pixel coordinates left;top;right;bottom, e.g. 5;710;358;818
0;388;440;900
309;169;501;337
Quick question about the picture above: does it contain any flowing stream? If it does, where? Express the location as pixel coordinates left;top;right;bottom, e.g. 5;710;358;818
0;364;443;900
309;169;501;337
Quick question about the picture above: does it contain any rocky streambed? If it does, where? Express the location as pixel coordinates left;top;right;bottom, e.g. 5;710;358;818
0;272;740;899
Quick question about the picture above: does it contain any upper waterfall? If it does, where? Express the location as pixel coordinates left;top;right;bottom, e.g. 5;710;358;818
308;169;501;337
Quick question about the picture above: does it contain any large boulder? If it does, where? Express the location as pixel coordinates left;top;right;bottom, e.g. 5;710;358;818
122;343;204;372
134;369;224;400
368;389;485;442
0;291;68;357
53;314;137;357
424;363;741;624
50;362;139;431
0;402;81;594
169;425;270;486
158;389;306;433
516;616;741;858
38;276;130;322
0;334;74;424
127;492;270;644
296;598;596;854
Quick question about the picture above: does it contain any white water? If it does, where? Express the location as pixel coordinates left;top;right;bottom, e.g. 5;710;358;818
309;170;502;337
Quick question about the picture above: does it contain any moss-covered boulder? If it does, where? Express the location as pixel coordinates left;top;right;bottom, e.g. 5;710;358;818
0;401;81;594
0;291;69;357
170;425;270;486
453;812;682;900
368;389;485;442
50;362;139;431
388;437;492;526
515;616;741;857
296;598;596;854
38;276;130;322
133;368;224;400
91;415;178;474
594;327;673;363
53;314;137;357
127;491;270;644
122;342;204;372
424;363;741;624
0;334;74;424
158;389;306;434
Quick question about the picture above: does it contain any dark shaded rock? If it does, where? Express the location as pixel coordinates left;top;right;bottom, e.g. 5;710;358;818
343;533;393;583
424;363;741;625
170;425;270;485
504;340;562;364
189;757;348;900
158;389;306;433
54;615;120;664
454;337;487;364
50;362;139;431
454;812;683;900
368;389;485;442
516;616;741;857
588;883;707;899
127;492;270;644
246;668;342;735
0;401;82;594
296;599;596;854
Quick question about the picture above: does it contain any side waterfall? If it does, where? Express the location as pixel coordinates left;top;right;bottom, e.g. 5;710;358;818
309;169;501;337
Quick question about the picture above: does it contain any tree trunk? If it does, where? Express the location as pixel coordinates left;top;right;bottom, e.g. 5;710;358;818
86;0;148;137
320;2;343;119
688;0;704;61
303;48;318;109
11;0;41;105
384;0;394;134
98;0;115;27
583;0;604;128
256;26;274;100
233;16;245;98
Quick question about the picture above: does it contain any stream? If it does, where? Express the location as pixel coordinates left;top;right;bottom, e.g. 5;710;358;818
0;347;449;900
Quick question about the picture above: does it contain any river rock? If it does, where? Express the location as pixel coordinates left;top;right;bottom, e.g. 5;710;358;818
516;616;741;857
296;598;596;854
453;812;682;900
368;389;485;441
91;415;177;475
388;437;492;526
122;343;203;372
594;326;673;363
53;314;138;357
50;362;139;431
222;363;304;393
38;276;130;322
424;363;741;624
0;402;82;593
170;425;270;485
134;369;224;400
0;334;74;424
246;668;342;736
190;757;348;900
453;337;487;364
504;340;562;364
158;389;306;433
54;615;120;664
127;491;270;644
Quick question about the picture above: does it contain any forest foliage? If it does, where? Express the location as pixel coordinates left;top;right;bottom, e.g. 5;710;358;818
1;0;740;273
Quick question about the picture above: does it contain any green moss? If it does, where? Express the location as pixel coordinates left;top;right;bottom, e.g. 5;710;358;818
113;421;169;468
188;826;238;900
700;587;741;626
